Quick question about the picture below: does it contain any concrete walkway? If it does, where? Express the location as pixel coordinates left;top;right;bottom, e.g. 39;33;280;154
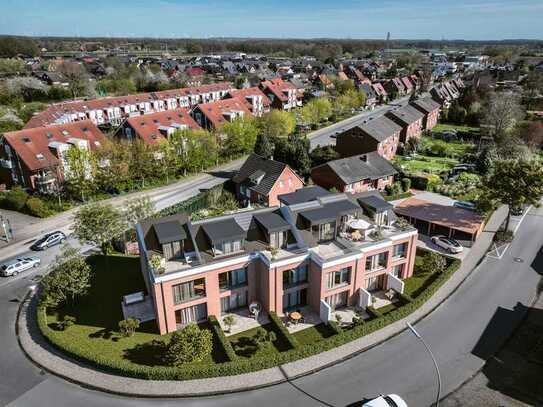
16;206;509;397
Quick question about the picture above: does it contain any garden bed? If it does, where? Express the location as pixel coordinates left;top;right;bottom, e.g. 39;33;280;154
37;251;460;381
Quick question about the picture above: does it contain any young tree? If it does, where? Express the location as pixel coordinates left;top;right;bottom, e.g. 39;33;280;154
310;145;339;167
222;116;259;157
482;159;543;231
64;145;95;201
482;93;524;142
72;202;126;255
125;196;155;230
222;315;236;333
40;245;91;307
165;324;213;365
420;252;446;274
118;318;141;337
254;133;275;159
58;61;88;99
257;110;296;139
300;97;332;127
516;121;543;151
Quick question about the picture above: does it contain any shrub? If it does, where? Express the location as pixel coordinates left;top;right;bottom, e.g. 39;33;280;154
494;229;513;244
118;318;140;337
268;311;299;349
25;196;49;217
398;293;413;304
165;324;213;366
222;314;236;333
401;178;411;192
328;320;343;335
3;186;28;211
420;251;447;274
426;175;443;191
366;306;383;319
57;315;76;331
208;316;237;362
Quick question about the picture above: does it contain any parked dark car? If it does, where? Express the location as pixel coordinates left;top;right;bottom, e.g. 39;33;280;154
30;231;66;251
511;206;524;216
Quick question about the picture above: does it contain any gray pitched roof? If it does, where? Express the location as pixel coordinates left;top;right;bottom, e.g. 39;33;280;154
254;212;291;233
299;198;360;224
232;153;292;196
278;186;330;206
153;220;187;244
410;97;441;114
320;152;398;184
357;116;402;142
201;218;246;244
386;105;425;125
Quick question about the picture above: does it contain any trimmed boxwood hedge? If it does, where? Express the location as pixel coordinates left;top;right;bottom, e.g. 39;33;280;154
268;311;299;349
36;258;461;381
208;315;237;362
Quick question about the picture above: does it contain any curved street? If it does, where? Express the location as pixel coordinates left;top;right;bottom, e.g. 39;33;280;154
0;203;540;406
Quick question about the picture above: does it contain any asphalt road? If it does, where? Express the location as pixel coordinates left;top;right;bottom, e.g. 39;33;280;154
308;96;411;150
2;204;541;406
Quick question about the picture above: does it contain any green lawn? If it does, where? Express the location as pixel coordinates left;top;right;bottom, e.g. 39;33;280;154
432;123;480;135
44;255;227;368
228;323;290;358
403;249;455;298
394;155;459;175
420;136;476;158
292;323;337;346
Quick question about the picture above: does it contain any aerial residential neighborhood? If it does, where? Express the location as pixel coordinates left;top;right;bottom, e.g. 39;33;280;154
0;3;542;407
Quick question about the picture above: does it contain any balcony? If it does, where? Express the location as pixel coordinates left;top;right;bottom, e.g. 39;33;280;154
0;159;13;169
36;174;56;185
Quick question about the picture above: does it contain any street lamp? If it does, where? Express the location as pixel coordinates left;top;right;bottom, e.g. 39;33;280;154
406;322;442;407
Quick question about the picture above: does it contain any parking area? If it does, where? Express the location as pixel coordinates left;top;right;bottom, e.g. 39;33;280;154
416;233;469;260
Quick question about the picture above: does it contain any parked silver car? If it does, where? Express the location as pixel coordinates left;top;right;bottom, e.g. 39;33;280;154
0;257;41;277
431;235;463;254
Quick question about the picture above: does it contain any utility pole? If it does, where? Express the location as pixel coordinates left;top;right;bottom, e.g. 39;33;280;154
406;322;441;407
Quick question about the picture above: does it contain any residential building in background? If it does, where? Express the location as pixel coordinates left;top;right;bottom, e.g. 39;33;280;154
385;105;425;143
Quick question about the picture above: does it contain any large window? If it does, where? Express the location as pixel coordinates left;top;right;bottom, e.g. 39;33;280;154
392;242;408;259
366;252;388;271
283;264;308;289
219;268;248;291
391;263;404;278
283;288;307;311
220;290;248;313
172;278;206;304
325;290;348;310
326;267;351;290
269;231;287;249
214;239;243;256
312;221;336;242
175;303;207;327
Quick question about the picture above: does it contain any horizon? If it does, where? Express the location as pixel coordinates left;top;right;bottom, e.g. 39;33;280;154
1;0;542;41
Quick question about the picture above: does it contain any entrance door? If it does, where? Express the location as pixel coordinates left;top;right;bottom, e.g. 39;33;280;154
326;291;348;310
366;275;385;292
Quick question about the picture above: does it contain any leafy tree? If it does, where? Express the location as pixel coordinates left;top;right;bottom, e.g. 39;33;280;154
64;145;95;201
125;196;155;233
254;133;275;159
516;121;543;151
40;245;91;307
420;251;446;274
482;93;524;142
222;116;258;156
273;135;311;176
118;318;141;337
300;97;332;127
72;202;126;255
481;159;543;231
332;78;355;95
310;145;339;167
3;186;28;210
0;58;25;75
257;110;296;139
0;37;39;57
165;324;213;365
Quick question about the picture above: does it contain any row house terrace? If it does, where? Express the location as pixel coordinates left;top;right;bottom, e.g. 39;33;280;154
24;82;234;129
260;78;302;111
224;87;272;117
410;97;442;131
385;105;425;143
191;98;252;130
135;190;417;334
0;120;105;191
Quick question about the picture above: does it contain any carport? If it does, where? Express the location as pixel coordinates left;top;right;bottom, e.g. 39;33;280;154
394;197;485;245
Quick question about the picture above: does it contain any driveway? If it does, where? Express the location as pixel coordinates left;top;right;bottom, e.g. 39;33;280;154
417;233;469;260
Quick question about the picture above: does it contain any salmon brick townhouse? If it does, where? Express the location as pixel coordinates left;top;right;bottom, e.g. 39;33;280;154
136;189;418;335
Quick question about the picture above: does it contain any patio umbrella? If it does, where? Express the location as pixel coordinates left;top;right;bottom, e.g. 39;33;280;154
348;219;372;230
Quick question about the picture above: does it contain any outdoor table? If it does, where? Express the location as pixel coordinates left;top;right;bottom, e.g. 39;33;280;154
290;311;302;324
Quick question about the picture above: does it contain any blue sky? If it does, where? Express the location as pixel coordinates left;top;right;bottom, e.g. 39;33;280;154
1;0;541;40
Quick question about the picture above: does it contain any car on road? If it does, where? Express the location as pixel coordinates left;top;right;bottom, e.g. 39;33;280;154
30;231;66;251
362;394;408;407
511;206;524;216
0;257;41;277
431;235;464;254
453;200;476;211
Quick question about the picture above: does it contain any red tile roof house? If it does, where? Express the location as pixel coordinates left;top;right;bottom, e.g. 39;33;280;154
224;87;272;117
385;105;425;143
115;108;201;144
311;152;397;194
0;120;105;192
260;78;302;111
409;97;441;131
372;82;388;104
191;98;253;130
134;190;418;334
335;116;403;161
24;82;234;129
384;78;406;98
232;154;304;207
400;76;414;95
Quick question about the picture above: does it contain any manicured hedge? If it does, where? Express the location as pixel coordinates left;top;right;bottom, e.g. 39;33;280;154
268;311;300;349
366;306;383;319
208;315;237;362
328;320;343;336
36;258;461;381
398;292;414;304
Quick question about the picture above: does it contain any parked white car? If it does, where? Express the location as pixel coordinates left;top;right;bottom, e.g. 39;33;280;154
362;394;408;407
0;257;41;277
431;235;463;254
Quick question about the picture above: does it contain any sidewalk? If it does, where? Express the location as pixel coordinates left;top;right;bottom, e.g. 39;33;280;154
0;158;244;262
16;206;509;397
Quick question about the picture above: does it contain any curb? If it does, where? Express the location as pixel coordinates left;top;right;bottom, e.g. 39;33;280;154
16;209;508;398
